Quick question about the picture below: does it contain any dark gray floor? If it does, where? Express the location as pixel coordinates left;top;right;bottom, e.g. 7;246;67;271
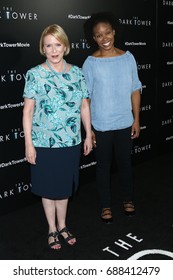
0;152;173;260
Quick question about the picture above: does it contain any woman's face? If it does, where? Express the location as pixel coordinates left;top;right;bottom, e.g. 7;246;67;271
93;22;115;50
43;34;66;64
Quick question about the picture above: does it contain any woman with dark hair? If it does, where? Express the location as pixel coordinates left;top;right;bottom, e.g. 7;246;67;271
82;12;142;223
23;24;92;249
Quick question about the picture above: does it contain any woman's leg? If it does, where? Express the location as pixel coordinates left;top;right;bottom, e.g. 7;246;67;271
42;197;61;249
113;127;134;202
55;198;68;231
55;198;76;245
94;130;113;209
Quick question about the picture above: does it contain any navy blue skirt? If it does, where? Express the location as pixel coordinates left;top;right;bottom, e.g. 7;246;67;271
30;144;81;199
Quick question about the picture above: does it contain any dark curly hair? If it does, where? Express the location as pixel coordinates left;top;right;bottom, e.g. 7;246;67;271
83;12;118;48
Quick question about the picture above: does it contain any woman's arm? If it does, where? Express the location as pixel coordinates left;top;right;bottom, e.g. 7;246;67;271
23;97;36;164
131;89;141;139
81;98;93;155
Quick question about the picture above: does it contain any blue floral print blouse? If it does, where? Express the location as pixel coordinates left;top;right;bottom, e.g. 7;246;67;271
23;64;89;148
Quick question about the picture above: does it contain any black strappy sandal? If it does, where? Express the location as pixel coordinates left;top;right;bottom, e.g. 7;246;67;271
58;227;76;246
48;231;61;250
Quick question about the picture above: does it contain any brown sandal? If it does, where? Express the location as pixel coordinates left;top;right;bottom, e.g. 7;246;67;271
123;201;135;216
101;208;113;224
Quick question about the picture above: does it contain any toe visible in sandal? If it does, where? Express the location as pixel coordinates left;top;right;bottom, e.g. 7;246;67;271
48;231;61;250
123;201;135;216
101;208;113;224
58;227;76;246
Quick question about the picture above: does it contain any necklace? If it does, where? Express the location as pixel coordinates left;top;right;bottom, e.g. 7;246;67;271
46;59;67;76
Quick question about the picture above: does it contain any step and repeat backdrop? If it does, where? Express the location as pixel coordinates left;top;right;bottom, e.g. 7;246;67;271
0;0;172;215
157;1;173;154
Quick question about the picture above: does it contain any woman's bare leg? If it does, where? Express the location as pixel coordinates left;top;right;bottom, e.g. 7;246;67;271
55;198;76;245
42;197;61;249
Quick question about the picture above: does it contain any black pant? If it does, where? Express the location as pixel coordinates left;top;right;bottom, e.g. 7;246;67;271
94;127;134;208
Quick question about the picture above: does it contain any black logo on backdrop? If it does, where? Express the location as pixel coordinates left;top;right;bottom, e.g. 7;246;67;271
0;157;26;169
137;63;151;70
0;128;24;143
162;42;173;47
68;14;90;20
119;17;151;26
0;69;26;83
0;6;38;20
0;181;32;200
0;102;24;111
163;0;173;6
166;135;173;141
162;81;173;88
167;20;173;25
167;61;173;65
140;104;152;112
125;42;146;46
161;117;173;126
71;39;90;50
132;144;152;155
140;125;147;131
0;42;30;48
166;99;173;104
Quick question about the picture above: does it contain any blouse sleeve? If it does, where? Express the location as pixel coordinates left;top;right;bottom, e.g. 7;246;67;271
82;58;93;98
130;54;142;93
23;69;38;100
78;68;89;99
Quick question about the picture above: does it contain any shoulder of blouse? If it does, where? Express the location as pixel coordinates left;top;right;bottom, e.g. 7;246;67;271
85;51;132;61
25;65;40;75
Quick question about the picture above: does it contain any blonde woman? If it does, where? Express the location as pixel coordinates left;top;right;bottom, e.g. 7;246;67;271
23;24;92;249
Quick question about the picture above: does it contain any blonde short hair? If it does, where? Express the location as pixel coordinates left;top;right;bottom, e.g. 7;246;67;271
39;24;70;56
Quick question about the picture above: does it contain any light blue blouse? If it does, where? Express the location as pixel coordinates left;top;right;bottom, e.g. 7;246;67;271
23;64;88;148
82;51;142;131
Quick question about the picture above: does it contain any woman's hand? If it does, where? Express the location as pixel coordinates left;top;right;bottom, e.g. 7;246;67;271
91;130;97;148
131;121;140;139
25;145;36;164
83;136;93;156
